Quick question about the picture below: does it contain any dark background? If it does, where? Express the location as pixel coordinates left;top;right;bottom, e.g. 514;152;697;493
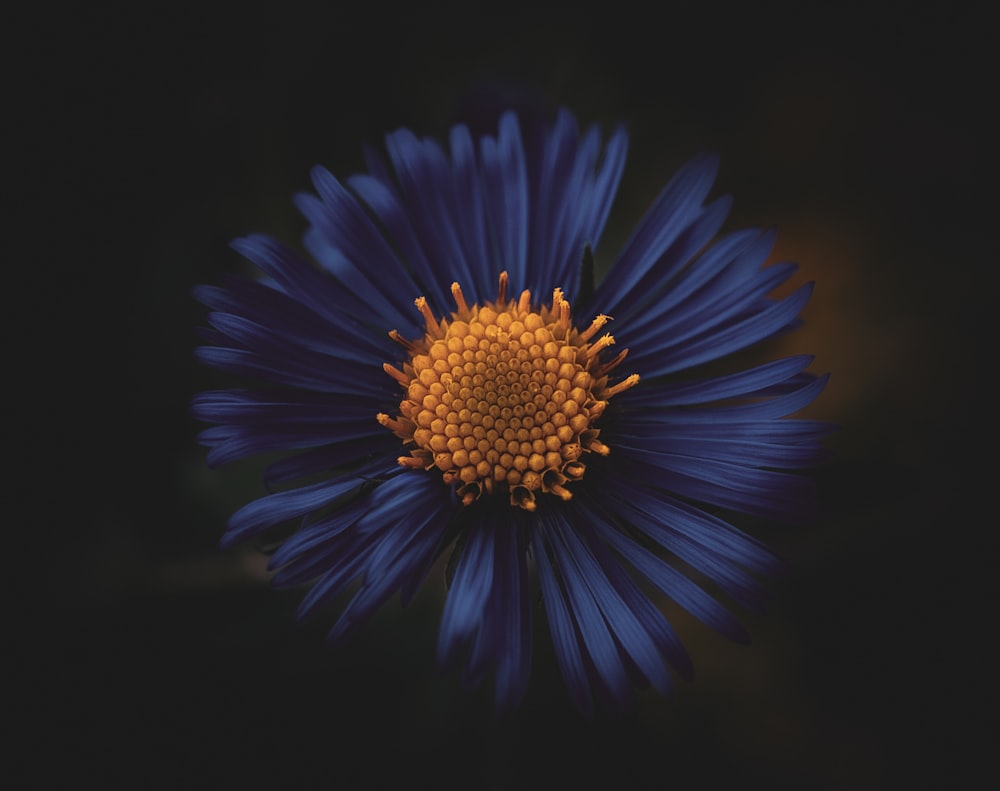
13;3;993;788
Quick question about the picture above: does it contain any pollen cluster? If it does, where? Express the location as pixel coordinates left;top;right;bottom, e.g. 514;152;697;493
378;272;638;511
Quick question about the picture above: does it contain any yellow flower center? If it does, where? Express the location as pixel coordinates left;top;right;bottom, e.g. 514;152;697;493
378;272;638;511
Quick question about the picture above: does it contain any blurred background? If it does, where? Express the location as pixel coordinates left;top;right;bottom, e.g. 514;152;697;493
12;2;992;788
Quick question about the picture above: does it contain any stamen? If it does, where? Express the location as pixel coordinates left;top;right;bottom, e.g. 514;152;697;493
388;329;418;352
398;453;432;469
582;333;615;360
586;438;610;456
415;296;439;334
587;400;608;419
556;299;571;337
451;282;469;315
497;271;509;304
602;373;640;398
517;289;532;314
383;363;410;386
510;486;536;511
592;347;630;377
376;412;410;436
578;314;611;343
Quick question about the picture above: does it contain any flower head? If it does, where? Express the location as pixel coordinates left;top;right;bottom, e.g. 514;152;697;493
193;109;831;715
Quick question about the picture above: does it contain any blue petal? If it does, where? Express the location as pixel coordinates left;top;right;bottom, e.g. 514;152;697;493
222;461;398;548
624;373;831;426
594;153;719;314
529;109;581;292
324;518;444;645
589;513;750;643
593;194;732;323
447;123;494;300
601;485;771;607
614;227;771;339
628;278;813;377
531;526;595;717
347;172;452;313
194;345;392;398
323;476;452;643
260;439;398;485
267;499;365;573
552;513;674;695
292;549;368;620
195;274;393;363
382;131;481;299
619;355;814;407
229;234;353;327
581;124;628;259
192;389;378;425
492;519;532;712
480;112;530;289
614;447;818;524
542;516;633;707
437;525;495;667
302;165;423;320
616;432;830;469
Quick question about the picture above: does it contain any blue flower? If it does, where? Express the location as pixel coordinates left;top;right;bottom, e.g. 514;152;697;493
192;108;831;715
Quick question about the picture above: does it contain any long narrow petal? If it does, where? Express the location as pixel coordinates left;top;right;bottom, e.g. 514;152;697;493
531;524;595;716
436;524;495;667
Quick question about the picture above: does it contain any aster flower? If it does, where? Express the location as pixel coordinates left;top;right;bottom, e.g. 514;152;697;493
192;108;830;715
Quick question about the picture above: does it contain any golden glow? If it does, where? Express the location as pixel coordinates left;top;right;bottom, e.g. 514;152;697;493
378;272;637;510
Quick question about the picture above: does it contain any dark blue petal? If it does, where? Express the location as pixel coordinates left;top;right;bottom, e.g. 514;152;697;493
267;499;366;573
580;523;694;683
614;447;817;524
195;275;393;363
229;234;355;327
447;123;494;300
552;513;674;695
628;278;813;377
543;516;633;707
581;124;628;260
594;153;719;314
300;227;419;337
261;439;398;485
492;519;532;712
292;550;368;621
198;423;388;469
302;165;423;320
531;526;595;717
621;228;774;341
324;512;445;646
593;194;732;324
529;109;581;292
601;485;770;607
589;513;751;643
222;461;398;548
436;524;495;667
480;112;530;289
346;173;452;313
192;389;379;425
619;355;814;407
382;131;482;300
194;345;392;397
624;372;831;426
616;433;831;469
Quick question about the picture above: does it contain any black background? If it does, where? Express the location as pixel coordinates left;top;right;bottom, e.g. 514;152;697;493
13;2;993;788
